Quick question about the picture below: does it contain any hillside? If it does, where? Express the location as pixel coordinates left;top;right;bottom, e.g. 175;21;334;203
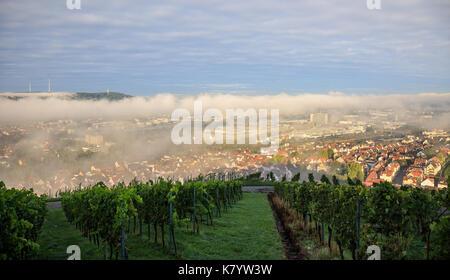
36;193;285;260
72;92;132;101
0;91;133;101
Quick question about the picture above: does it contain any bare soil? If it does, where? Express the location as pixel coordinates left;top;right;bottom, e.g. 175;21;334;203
267;192;308;260
242;186;274;193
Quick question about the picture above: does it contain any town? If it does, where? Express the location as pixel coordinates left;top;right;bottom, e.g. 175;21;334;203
0;109;448;196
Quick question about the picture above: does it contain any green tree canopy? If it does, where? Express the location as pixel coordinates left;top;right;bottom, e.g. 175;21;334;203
318;148;334;159
346;163;364;182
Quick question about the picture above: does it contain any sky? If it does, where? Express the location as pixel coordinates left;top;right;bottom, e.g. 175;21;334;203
0;0;449;95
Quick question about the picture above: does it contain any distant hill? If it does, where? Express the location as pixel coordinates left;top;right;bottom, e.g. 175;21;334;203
0;91;133;101
72;92;132;101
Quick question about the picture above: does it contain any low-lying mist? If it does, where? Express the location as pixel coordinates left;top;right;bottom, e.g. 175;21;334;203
0;92;449;125
0;91;448;193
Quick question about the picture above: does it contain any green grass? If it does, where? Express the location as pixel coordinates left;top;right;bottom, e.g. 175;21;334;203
242;180;276;186
298;224;353;260
45;197;62;202
35;208;103;260
297;221;426;260
36;193;285;260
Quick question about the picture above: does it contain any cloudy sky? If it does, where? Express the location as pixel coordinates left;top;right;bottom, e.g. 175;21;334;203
0;0;449;95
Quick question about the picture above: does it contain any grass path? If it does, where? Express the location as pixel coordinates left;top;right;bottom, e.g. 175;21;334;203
36;207;103;260
36;193;285;260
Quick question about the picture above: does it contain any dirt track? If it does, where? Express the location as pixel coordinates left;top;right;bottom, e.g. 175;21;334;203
47;201;61;209
267;192;307;260
242;186;274;193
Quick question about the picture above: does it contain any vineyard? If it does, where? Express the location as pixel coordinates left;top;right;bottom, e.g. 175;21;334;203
1;173;449;260
0;181;48;260
60;177;243;259
274;175;450;260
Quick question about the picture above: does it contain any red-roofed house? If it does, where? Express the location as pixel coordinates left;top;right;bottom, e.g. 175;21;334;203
421;177;435;189
425;161;441;176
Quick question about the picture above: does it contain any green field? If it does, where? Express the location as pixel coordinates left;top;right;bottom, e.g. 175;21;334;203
36;193;285;260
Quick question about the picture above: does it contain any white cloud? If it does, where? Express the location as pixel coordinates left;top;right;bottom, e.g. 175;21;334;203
0;0;449;92
0;92;448;124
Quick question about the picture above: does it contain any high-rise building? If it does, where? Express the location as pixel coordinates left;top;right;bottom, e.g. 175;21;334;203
310;112;328;126
85;135;104;146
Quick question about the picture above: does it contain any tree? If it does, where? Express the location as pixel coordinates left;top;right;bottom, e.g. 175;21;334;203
430;216;450;260
347;177;354;186
308;173;315;183
444;165;450;178
329;162;344;175
269;171;275;181
320;174;330;184
318;148;334;159
273;154;287;164
290;151;300;158
424;147;436;159
291;172;301;182
436;153;445;164
346;163;364;182
332;175;340;186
